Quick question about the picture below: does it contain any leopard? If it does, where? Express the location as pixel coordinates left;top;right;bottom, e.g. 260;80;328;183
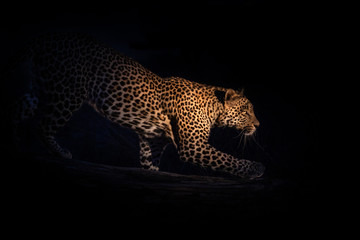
10;33;265;179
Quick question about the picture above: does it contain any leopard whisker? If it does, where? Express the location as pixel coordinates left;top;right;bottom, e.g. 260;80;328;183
251;134;273;162
233;129;245;139
236;129;246;150
242;133;248;153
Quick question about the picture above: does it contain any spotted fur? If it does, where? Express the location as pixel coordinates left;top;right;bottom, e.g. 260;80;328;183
11;33;264;179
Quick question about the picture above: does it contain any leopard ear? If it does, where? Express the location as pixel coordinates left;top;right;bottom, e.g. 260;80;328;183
224;89;241;108
238;88;244;97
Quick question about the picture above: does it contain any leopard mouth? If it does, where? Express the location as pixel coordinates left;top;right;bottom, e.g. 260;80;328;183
244;126;256;136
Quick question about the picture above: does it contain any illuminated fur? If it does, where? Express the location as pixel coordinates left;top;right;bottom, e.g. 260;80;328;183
12;33;264;179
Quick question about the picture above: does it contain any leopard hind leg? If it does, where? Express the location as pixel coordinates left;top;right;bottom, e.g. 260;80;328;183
139;136;171;171
38;89;86;159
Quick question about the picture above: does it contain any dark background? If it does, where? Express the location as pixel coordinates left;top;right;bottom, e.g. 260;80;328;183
1;0;327;228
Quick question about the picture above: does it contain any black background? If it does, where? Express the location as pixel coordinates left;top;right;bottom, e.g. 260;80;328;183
1;0;328;230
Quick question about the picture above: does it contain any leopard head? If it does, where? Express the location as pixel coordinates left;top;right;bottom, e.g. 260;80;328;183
216;89;259;135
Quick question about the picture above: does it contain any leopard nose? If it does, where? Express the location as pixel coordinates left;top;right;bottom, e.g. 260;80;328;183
253;118;260;127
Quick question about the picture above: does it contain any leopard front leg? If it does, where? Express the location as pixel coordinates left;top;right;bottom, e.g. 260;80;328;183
178;142;265;179
175;116;265;179
138;136;171;171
